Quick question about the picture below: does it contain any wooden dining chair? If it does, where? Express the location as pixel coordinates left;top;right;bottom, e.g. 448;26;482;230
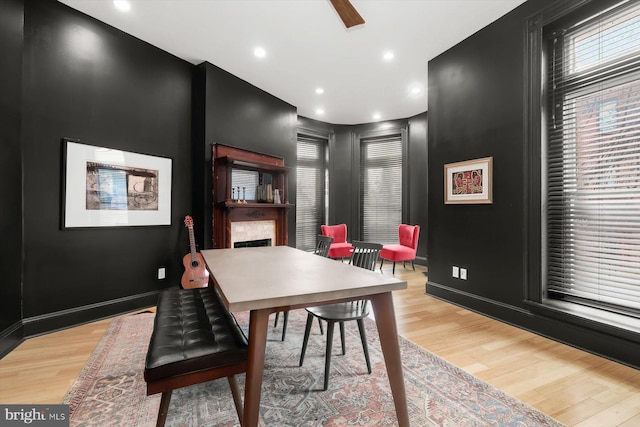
274;235;333;341
314;234;333;258
298;240;382;390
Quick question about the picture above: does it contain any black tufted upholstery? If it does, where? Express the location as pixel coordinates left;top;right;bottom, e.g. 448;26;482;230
144;287;248;382
143;287;248;426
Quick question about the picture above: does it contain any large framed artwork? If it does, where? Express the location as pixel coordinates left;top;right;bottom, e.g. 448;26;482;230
62;139;172;228
444;157;493;204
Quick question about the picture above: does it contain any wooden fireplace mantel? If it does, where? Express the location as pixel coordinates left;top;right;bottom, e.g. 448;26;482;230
212;144;292;248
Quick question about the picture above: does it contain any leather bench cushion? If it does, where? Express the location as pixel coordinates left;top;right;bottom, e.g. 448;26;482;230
144;287;248;382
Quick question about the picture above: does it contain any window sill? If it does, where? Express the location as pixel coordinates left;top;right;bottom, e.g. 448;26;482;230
525;298;640;343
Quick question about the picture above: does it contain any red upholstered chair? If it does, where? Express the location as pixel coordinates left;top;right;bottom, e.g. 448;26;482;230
321;224;354;260
379;224;420;274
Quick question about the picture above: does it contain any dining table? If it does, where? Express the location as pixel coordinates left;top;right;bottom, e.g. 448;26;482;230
200;245;410;426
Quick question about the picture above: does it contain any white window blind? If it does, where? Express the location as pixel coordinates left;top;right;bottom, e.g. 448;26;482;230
545;0;640;316
296;135;327;252
360;135;403;244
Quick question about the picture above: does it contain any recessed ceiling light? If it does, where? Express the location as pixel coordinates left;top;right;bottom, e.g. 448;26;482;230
113;0;131;12
372;112;382;120
383;51;395;61
408;83;424;98
254;47;267;59
315;88;324;95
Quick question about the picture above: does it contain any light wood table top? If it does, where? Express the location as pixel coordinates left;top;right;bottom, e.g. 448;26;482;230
200;245;407;312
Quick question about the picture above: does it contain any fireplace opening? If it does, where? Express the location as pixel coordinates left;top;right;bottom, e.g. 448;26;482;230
234;238;272;248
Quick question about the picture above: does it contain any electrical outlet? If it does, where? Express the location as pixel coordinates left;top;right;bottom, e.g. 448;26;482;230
460;268;467;280
158;267;166;280
452;266;459;278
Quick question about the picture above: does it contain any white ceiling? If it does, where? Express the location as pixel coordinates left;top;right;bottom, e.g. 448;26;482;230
58;0;527;125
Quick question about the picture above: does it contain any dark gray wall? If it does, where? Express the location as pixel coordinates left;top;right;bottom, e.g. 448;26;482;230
192;62;298;250
407;112;428;261
0;0;193;355
427;0;639;368
330;124;357;233
0;0;301;358
0;0;24;352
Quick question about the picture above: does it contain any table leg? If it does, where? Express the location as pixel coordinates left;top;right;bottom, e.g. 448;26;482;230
369;292;410;427
243;308;270;427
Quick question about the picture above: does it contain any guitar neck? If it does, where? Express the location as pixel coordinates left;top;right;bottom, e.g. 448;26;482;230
188;226;198;260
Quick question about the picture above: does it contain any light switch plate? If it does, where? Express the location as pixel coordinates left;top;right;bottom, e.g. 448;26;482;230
460;268;467;280
452;266;459;278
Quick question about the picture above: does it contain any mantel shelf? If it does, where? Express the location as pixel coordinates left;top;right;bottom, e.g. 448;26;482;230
217;201;294;209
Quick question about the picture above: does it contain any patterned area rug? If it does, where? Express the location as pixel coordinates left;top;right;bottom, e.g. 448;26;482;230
63;310;565;427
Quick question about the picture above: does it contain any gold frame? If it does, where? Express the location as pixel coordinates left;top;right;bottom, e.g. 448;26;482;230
444;157;493;204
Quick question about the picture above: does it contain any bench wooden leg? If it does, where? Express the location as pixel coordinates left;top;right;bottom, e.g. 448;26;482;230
156;390;172;427
228;375;243;424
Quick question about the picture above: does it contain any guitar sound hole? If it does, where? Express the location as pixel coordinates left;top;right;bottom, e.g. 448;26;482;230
191;261;199;268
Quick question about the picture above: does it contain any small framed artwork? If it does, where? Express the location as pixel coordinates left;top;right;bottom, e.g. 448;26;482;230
444;157;493;204
62;139;172;228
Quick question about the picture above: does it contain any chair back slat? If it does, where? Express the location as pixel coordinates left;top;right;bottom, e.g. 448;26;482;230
314;235;333;258
349;240;382;271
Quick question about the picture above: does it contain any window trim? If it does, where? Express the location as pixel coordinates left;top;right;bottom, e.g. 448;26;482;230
296;128;330;252
353;126;408;242
524;0;640;341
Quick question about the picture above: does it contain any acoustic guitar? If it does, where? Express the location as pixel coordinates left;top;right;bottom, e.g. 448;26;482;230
181;215;209;288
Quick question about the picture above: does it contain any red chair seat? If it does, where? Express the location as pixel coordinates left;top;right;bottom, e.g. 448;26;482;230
328;242;354;259
380;244;414;261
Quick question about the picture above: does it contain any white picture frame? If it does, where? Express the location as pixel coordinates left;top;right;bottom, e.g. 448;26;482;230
63;139;172;228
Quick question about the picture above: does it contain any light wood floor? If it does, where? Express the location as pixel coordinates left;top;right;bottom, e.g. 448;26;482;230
1;264;638;426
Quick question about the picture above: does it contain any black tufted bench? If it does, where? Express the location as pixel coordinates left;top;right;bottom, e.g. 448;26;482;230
144;287;248;427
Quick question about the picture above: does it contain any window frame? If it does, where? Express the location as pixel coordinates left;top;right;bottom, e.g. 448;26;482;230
295;131;329;252
524;0;640;340
354;127;408;243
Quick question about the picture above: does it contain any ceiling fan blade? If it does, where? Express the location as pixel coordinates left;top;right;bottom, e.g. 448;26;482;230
329;0;365;28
